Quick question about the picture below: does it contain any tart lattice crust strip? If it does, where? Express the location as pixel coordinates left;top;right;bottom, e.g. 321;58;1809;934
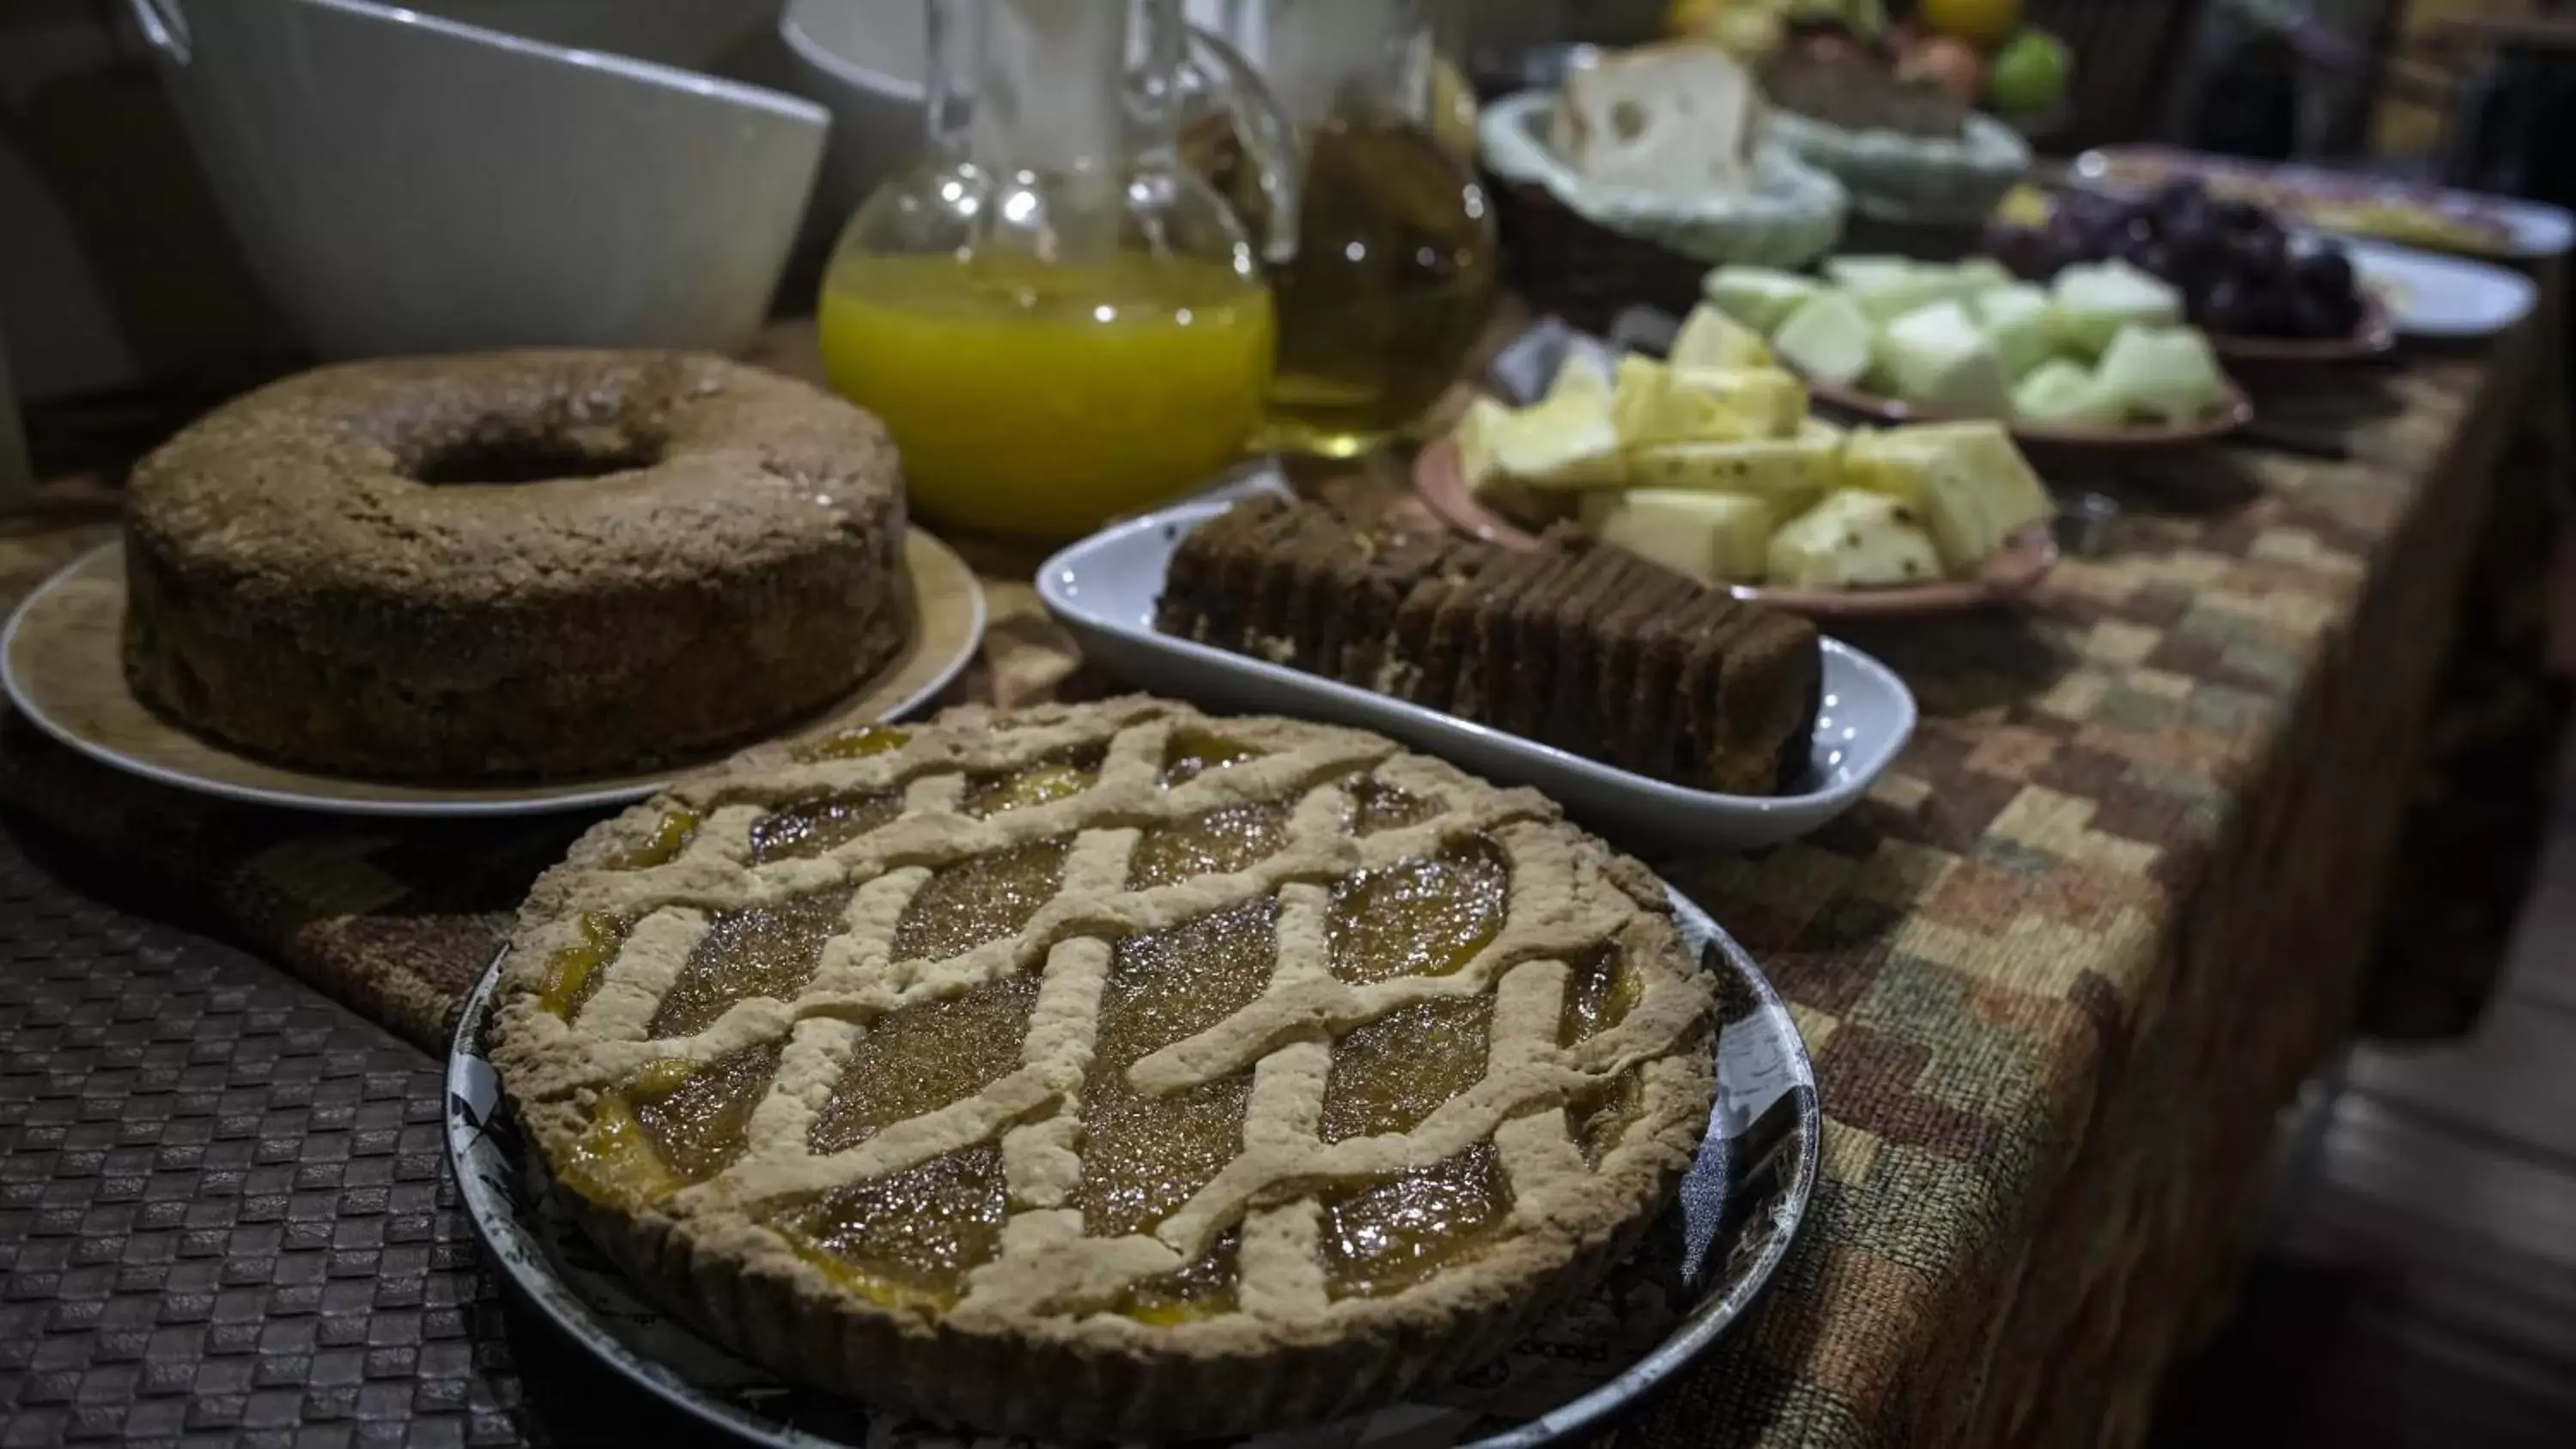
495;700;1712;1333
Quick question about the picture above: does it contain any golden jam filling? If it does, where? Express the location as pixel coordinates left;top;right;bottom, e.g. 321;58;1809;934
1319;996;1494;1144
1115;1230;1242;1324
779;1144;1008;1311
748;791;903;864
1075;902;1275;1245
538;912;626;1019
1327;840;1507;985
961;746;1105;817
1558;947;1639;1046
799;724;912;762
807;973;1041;1153
634;1044;781;1181
1569;1069;1646;1167
1349;776;1439;834
890;840;1069;963
554;1094;683;1211
614;809;702;870
1126;803;1292;889
1318;1142;1510;1299
649;889;854;1040
1161;729;1259;787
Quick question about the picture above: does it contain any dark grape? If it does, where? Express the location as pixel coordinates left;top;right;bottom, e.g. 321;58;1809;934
2213;197;2268;233
2231;227;2292;283
2294;246;2357;301
2247;283;2299;336
2124;239;2178;281
2287;290;2344;340
1984;221;2054;279
2150;176;2208;220
2202;276;2258;332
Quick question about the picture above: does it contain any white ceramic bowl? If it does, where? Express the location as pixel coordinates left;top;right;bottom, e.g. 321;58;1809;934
129;0;828;359
775;0;925;252
402;0;783;71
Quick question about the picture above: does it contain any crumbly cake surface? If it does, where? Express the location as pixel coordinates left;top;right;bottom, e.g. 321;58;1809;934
122;350;908;780
488;698;1716;1440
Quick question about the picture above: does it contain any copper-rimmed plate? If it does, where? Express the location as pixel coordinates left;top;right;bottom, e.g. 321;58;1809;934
1799;374;2256;450
1411;435;2058;620
2207;293;2398;364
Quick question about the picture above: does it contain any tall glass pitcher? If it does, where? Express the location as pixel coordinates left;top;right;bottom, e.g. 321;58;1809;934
1206;0;1499;458
817;0;1301;538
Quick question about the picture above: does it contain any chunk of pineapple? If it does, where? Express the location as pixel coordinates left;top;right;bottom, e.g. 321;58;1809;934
1840;421;2053;571
1625;432;1843;515
1581;488;1775;585
1767;490;1946;588
1670;302;1776;370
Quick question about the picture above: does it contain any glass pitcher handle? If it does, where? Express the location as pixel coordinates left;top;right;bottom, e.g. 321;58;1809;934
1181;26;1302;267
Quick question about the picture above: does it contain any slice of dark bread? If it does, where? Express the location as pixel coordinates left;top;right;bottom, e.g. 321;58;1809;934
1151;495;1821;796
1156;494;1287;643
1328;528;1459;694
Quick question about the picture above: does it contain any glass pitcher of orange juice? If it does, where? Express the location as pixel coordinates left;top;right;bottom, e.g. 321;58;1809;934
817;0;1301;539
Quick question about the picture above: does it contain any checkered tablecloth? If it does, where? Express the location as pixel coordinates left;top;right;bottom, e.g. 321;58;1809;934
0;312;2561;1446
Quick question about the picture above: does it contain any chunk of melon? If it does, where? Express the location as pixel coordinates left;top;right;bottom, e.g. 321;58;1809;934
1879;301;2014;420
2094;324;2230;423
1974;283;2059;381
2050;260;2184;358
1772;291;1876;386
1703;266;1826;333
2011;358;2124;429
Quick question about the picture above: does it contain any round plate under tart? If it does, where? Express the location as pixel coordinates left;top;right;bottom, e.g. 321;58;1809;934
1411;434;2060;620
0;533;987;818
2206;293;2398;365
1799;373;2257;451
445;887;1820;1449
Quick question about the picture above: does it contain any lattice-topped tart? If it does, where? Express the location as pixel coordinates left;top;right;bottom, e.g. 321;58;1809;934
489;698;1716;1440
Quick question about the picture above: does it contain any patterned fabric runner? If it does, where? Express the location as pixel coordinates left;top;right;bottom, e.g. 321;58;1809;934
0;332;2554;1446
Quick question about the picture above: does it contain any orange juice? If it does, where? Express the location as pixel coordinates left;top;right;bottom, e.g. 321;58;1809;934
818;252;1275;538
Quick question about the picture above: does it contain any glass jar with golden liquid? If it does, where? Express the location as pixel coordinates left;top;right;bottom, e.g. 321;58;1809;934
816;0;1302;538
1199;0;1499;458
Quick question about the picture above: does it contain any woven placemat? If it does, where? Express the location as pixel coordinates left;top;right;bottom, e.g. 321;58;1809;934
0;335;2559;1447
0;818;787;1448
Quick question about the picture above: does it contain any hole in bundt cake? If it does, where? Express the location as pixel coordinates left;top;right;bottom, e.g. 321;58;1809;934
410;433;662;486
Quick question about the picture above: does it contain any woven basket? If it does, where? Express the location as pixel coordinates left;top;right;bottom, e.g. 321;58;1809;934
1488;177;1716;335
1475;90;1845;334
